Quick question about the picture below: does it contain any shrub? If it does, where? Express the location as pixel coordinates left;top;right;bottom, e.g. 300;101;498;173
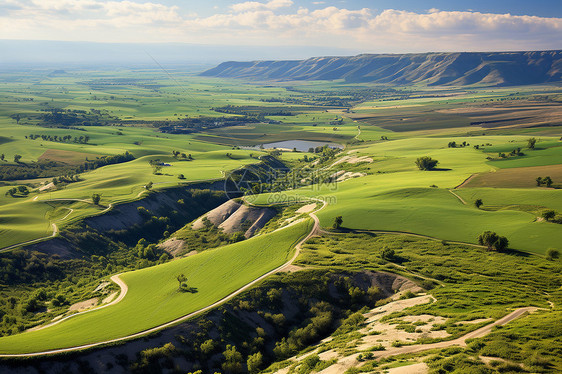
546;248;560;261
478;231;509;251
415;156;439;171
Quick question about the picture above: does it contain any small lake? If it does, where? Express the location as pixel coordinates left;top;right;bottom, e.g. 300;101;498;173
246;140;343;152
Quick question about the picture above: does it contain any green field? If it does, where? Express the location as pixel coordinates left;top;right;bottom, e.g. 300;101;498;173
0;68;561;362
0;219;310;353
253;135;562;254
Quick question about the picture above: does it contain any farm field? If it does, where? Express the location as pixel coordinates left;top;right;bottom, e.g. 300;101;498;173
461;164;562;188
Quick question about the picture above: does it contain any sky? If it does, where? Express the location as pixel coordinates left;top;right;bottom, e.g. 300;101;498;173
0;0;561;59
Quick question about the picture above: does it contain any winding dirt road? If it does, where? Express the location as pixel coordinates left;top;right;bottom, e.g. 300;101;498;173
0;200;326;357
372;307;538;359
0;199;113;252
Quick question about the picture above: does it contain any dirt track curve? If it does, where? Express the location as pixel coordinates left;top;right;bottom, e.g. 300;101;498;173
0;200;326;357
372;307;538;359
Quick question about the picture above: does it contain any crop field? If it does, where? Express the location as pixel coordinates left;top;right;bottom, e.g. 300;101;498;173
462;164;562;188
0;219;310;353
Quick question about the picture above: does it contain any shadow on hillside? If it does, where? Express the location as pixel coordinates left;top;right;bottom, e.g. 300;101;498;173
179;286;199;294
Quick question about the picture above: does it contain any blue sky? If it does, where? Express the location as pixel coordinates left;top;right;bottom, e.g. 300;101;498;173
0;0;560;54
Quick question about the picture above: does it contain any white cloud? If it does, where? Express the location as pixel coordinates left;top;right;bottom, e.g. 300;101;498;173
0;1;561;52
230;0;293;13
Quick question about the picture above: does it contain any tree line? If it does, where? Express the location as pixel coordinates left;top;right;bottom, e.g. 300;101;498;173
26;134;90;144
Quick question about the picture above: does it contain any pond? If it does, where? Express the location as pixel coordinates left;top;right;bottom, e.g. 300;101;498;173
246;140;343;152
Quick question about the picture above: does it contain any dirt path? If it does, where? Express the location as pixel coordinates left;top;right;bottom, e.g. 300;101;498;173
454;173;478;189
0;199;112;252
354;126;361;140
314;307;538;373
0;223;58;253
373;307;538;358
25;274;128;333
448;189;467;205
0;201;326;357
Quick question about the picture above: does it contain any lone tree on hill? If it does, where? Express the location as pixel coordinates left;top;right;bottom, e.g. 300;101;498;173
544;176;553;187
13;154;22;163
527;137;537;149
91;193;101;205
478;231;509;252
333;216;343;229
176;274;187;291
475;199;483;209
415;156;439;171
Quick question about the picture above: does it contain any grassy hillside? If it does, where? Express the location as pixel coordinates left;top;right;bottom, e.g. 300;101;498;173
0;219;311;354
252;136;562;254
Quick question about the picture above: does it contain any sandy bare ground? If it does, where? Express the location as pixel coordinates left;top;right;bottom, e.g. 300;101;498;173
385;362;428;374
191;199;241;229
316;307;538;373
39;182;56;191
69;298;99;312
277;291;538;374
0;200;327;357
191;199;277;238
296;203;316;214
330;155;373;168
158;238;187;257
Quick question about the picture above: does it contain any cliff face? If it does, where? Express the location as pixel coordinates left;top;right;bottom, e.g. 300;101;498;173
200;51;562;86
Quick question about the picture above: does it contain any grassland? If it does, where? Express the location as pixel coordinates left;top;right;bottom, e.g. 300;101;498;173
0;67;561;362
284;232;562;373
0;219;310;354
253;135;562;254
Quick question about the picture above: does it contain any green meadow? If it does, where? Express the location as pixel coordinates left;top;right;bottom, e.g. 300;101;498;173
0;219;310;353
253;135;562;254
0;67;561;359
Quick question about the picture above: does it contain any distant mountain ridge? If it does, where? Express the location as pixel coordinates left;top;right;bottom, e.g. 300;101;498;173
200;51;562;86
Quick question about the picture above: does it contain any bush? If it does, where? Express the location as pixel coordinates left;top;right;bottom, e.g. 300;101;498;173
546;248;560;261
478;231;509;252
415;156;439;170
381;247;395;261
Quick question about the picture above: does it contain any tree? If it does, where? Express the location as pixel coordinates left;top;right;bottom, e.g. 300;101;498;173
222;345;243;373
333;216;343;229
176;274;187;291
544;176;553;187
546;248;560;261
478;231;509;251
247;352;263;374
474;199;483;209
13;154;22;163
381;247;395;261
536;177;543;186
527;137;537;149
145;181;153;190
178;174;185;180
415;156;439;171
0;154;4;161
91;193;101;205
542;210;556;221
